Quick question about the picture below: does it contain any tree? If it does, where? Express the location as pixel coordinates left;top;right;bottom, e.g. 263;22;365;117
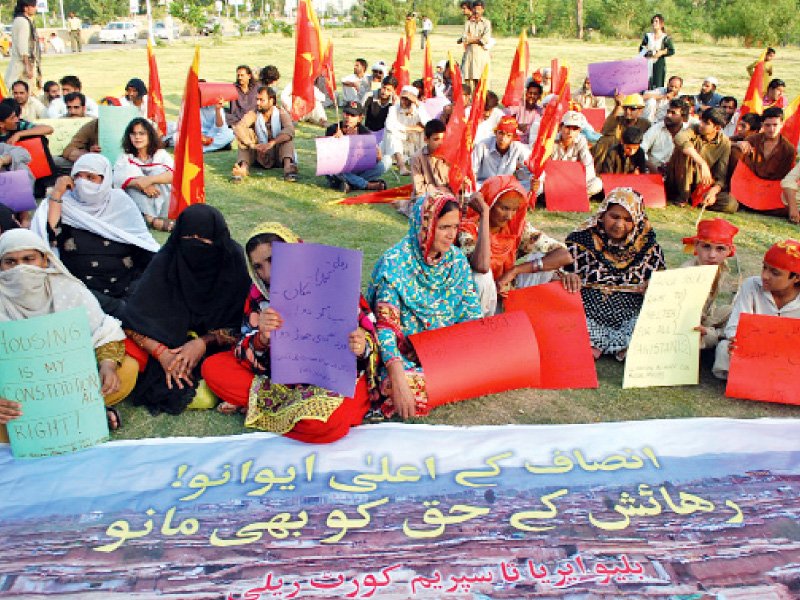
576;0;583;39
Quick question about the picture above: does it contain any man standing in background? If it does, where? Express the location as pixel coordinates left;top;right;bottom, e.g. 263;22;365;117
67;12;82;53
420;16;433;50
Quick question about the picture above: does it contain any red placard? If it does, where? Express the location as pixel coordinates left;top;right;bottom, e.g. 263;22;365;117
15;136;53;179
199;82;239;107
506;282;598;389
726;313;800;405
730;161;785;211
409;311;540;409
543;160;590;212
600;173;666;208
582;107;606;132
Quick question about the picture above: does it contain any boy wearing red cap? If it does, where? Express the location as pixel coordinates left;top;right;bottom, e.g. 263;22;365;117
472;115;531;189
681;218;739;351
713;239;800;379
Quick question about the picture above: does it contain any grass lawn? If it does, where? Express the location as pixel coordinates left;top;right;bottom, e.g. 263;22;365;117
18;27;800;438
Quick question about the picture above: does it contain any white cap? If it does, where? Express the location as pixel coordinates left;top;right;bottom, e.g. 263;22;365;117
542;67;552;76
371;62;387;74
704;76;718;86
561;110;584;128
436;60;447;70
400;85;419;98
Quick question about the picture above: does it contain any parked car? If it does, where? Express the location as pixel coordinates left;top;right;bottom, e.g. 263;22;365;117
244;19;261;33
98;21;139;43
154;20;180;40
201;17;221;36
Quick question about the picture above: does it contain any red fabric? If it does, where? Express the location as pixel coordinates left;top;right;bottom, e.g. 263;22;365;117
124;337;149;372
169;47;205;220
15;137;52;179
201;351;254;406
525;66;570;185
682;218;739;255
392;37;410;91
201;351;370;444
461;175;527;280
147;40;168;137
741;59;764;117
198;82;238;106
781;95;800;149
321;40;337;101
422;41;433;99
291;0;323;120
433;64;469;194
764;239;800;274
502;31;528;107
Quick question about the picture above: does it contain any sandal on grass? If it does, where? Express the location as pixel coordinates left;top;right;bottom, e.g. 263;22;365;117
283;172;298;182
106;406;122;431
216;401;244;415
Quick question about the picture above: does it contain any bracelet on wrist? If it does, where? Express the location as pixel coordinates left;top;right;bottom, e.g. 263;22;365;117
152;343;167;359
50;196;63;204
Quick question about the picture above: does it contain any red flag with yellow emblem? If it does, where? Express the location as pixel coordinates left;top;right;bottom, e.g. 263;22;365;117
291;0;323;120
525;66;570;205
433;61;472;195
740;52;765;117
169;47;204;220
781;94;800;149
423;40;433;99
392;37;410;91
147;40;168;137
502;31;529;107
321;39;336;102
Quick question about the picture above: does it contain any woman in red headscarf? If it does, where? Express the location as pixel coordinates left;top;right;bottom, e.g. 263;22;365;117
458;174;577;315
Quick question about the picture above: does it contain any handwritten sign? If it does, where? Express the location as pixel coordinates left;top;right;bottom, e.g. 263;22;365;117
0;308;109;459
582;107;606;132
730;161;785;211
98;105;139;165
587;57;649;97
726;313;800;405
269;242;363;397
199;82;239;107
315;135;378;176
506;282;598;389
38;117;92;157
544;160;590;212
0;169;35;212
601;173;666;208
422;96;450;119
410;311;540;408
623;265;718;388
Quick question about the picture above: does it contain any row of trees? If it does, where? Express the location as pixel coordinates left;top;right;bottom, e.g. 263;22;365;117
1;0;797;46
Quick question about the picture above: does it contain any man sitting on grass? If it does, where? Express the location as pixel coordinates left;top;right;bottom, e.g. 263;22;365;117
323;101;386;194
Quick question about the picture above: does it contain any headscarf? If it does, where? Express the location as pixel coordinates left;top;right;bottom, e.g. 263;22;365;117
459;175;527;280
0;229;124;347
125;78;147;99
122;204;250;347
30;153;160;254
765;239;800;275
572;187;655;271
244;221;300;299
366;194;478;330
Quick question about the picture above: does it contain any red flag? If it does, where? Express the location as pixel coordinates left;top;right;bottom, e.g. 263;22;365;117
781;94;800;148
321;39;336;102
405;34;412;60
291;0;323;120
423;40;433;99
146;40;167;137
502;30;529;108
526;66;570;204
433;62;469;194
169;47;205;220
392;37;410;91
740;51;766;117
460;65;489;192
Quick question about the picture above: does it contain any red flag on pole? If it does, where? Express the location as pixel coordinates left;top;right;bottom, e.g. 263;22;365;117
405;34;412;60
781;94;800;149
392;37;410;91
169;47;205;220
423;40;434;99
740;51;766;117
550;58;559;93
502;30;529;108
146;40;168;137
321;39;336;102
433;61;470;194
291;0;323;120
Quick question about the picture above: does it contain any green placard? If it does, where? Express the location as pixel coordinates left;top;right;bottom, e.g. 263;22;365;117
0;307;109;459
98;105;139;165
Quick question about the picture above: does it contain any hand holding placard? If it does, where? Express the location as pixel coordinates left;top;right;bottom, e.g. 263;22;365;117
587;58;649;97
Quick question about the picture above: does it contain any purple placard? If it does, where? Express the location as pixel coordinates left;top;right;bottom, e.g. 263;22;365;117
0;169;35;212
422;96;450;119
269;242;363;398
315;135;378;176
587;57;649;97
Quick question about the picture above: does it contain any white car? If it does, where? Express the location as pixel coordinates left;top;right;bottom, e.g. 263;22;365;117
98;21;139;43
154;21;180;40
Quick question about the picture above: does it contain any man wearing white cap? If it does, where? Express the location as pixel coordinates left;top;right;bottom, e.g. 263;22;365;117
383;85;429;175
695;77;723;113
533;111;603;199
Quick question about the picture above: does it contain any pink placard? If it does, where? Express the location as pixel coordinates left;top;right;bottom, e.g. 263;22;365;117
0;169;35;212
587;57;649;97
315;135;379;176
543;160;590;212
601;173;666;208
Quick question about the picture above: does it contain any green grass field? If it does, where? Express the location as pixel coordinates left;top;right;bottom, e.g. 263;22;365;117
15;27;800;438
